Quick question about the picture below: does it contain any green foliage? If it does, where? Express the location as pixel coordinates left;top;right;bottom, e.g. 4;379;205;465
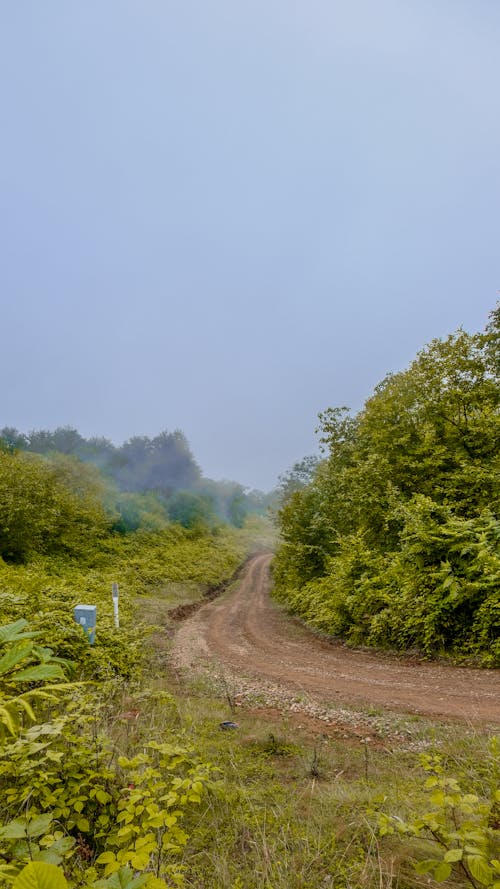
273;306;500;663
0;425;272;533
0;451;111;563
166;491;216;530
277;455;322;503
0;495;274;889
0;427;202;499
111;493;170;534
192;480;248;528
378;740;500;888
13;861;69;889
0;640;213;888
0;525;246;680
97;742;212;879
0;619;72;738
108;431;201;495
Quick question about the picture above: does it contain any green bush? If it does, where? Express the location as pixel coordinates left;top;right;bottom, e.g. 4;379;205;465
0;452;111;563
273;307;500;663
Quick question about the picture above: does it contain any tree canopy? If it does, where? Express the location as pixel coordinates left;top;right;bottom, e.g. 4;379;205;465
0;451;111;562
0;426;270;540
273;306;500;664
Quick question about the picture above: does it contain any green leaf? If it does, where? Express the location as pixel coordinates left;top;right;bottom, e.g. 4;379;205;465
101;866;149;889
444;848;463;863
27;814;53;838
0;620;33;644
0;819;27;839
467;856;494;886
0;704;19;736
424;776;438;788
129;853;151;870
32;850;63;867
12;862;68;889
433;861;452;882
415;859;438;874
96;853;117;865
0;642;32;677
16;697;36;722
12;665;65;683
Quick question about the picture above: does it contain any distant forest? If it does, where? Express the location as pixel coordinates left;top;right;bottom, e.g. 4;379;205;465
0;425;273;541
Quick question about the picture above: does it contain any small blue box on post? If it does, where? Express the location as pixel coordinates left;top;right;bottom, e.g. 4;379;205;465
73;605;97;644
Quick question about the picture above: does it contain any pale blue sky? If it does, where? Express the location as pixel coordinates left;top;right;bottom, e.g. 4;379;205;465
1;2;498;489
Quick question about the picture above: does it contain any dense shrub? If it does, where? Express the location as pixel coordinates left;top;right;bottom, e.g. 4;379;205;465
274;307;500;663
0;451;111;562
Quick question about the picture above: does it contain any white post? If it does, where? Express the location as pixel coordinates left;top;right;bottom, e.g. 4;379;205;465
112;582;119;628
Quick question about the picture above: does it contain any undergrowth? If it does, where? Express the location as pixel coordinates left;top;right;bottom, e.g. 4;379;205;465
0;517;498;889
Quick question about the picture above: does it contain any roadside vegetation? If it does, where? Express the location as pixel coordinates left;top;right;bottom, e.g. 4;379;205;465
0;310;498;888
0;437;251;888
273;305;499;665
1;578;498;889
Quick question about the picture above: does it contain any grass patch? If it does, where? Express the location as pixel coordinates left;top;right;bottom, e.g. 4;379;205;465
135;632;499;889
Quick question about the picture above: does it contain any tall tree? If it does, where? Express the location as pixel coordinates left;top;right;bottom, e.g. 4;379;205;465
273;305;500;662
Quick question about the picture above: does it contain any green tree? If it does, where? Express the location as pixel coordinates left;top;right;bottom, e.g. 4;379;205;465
0;451;111;562
166;490;216;530
273;305;500;662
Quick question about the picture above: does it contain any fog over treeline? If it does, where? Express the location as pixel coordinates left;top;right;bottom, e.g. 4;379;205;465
0;427;201;493
0;425;273;530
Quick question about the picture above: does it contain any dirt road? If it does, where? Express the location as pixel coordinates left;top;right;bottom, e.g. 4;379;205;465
172;553;500;726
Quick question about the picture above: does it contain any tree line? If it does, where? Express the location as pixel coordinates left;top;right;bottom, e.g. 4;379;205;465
273;306;499;664
0;427;271;560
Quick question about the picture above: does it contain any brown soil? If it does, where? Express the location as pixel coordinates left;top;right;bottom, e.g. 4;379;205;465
171;553;500;728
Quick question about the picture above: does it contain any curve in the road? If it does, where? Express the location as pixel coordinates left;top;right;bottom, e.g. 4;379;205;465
175;553;500;724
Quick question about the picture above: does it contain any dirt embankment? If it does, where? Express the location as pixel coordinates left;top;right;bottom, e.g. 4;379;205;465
171;553;500;727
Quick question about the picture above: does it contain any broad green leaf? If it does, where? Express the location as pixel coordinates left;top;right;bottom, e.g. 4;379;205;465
0;620;33;644
27;814;53;838
134;834;155;850
0;820;27;839
12;665;65;683
32;851;63;867
0;642;32;676
96;853;117;865
415;859;438;874
129;853;151;870
424;776;438;788
433;861;452;882
99;867;149;889
444;848;463;863
12;861;67;889
467;856;494;886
